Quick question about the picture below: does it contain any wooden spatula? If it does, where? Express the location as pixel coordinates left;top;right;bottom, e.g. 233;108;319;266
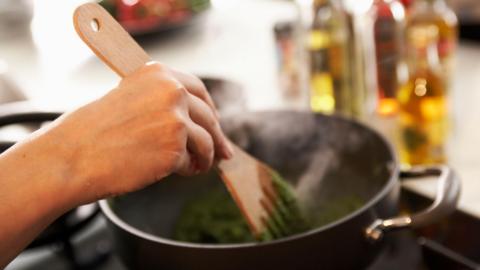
73;3;306;239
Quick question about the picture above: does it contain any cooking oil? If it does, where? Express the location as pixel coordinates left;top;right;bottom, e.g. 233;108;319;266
398;25;447;165
407;0;458;91
308;0;350;115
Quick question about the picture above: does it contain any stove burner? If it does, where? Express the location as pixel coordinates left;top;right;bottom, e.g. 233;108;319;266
55;236;111;270
28;203;100;249
368;230;424;270
420;238;480;270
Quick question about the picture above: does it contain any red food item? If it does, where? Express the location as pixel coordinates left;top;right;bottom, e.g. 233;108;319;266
115;0;191;32
169;9;190;23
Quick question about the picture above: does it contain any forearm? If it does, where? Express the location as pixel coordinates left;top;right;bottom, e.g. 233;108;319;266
0;128;81;268
0;63;232;268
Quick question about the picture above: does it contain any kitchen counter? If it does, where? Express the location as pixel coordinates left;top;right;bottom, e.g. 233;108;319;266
1;0;480;217
0;0;297;111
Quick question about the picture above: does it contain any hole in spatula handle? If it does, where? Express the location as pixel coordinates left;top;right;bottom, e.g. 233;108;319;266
74;3;151;77
91;18;100;32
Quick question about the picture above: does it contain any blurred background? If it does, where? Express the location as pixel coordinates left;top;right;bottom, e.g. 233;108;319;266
2;0;478;199
2;0;480;269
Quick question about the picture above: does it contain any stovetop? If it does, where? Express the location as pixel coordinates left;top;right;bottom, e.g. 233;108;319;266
7;189;480;270
6;217;424;270
6;217;122;270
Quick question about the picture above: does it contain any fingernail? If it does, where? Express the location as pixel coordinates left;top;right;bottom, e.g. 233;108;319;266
224;140;234;159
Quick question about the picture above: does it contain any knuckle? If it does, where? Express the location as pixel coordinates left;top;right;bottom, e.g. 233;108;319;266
174;86;189;99
192;75;207;91
153;85;188;109
156;76;180;91
156;112;188;144
162;81;187;100
169;115;188;136
143;61;167;74
140;66;179;90
129;62;167;83
197;83;209;99
184;73;208;97
205;111;218;128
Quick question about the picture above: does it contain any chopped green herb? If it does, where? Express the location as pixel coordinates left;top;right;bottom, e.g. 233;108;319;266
263;170;312;238
173;188;254;244
173;171;312;244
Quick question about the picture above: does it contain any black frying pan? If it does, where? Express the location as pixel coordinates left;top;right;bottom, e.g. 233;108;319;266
0;106;459;269
97;111;460;270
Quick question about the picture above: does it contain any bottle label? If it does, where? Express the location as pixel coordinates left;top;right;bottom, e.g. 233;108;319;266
375;17;401;99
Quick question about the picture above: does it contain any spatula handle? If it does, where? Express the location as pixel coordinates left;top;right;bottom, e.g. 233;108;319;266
74;3;270;237
73;3;150;78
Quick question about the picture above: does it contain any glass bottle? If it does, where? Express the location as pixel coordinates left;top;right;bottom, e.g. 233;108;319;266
274;22;302;101
397;25;447;165
307;0;350;115
370;0;408;116
342;0;377;119
407;0;458;91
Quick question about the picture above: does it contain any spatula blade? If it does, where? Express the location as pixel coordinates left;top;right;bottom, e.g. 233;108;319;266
217;145;273;236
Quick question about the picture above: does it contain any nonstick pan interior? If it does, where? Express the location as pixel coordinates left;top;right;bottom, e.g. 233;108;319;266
109;111;396;242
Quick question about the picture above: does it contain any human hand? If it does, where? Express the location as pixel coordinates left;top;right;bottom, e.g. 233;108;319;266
0;62;236;265
47;62;233;202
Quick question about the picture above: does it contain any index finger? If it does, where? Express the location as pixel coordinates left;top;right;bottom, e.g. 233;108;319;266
170;69;219;118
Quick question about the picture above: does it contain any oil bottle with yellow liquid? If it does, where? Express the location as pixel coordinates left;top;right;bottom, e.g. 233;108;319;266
308;0;350;115
397;25;447;165
407;0;458;91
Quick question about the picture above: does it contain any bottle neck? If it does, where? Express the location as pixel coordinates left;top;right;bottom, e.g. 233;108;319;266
418;0;448;7
312;0;344;27
408;23;441;74
314;0;331;8
313;0;343;13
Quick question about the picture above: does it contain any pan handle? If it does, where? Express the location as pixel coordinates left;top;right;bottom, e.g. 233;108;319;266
365;165;461;242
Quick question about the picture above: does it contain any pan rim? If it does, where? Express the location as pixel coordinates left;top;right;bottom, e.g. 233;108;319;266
99;111;400;249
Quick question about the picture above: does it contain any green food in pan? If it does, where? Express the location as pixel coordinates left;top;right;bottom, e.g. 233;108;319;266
256;170;312;241
173;171;311;243
173;188;254;243
173;172;364;244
